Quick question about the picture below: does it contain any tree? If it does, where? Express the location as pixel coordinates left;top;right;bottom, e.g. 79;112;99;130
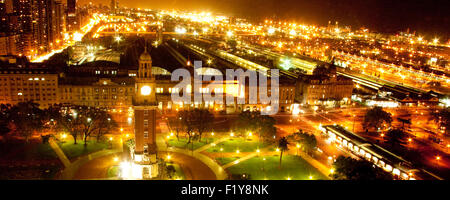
176;110;196;144
9;102;44;142
59;109;80;144
176;109;214;143
191;109;214;141
234;111;277;142
432;108;450;135
42;106;64;136
385;128;407;148
0;104;12;139
59;106;113;146
363;106;393;132
77;107;113;146
288;130;317;155
93;111;117;142
168;116;182;141
277;137;289;168
332;156;393;180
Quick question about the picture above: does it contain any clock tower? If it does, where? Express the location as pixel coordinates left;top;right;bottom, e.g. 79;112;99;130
131;46;159;179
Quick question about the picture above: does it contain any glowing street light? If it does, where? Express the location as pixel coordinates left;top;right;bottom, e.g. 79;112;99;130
226;31;233;37
433;38;439;44
73;32;83;41
113;156;119;162
115;35;122;42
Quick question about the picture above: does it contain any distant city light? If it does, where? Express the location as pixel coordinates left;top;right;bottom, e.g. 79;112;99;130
73;32;83;41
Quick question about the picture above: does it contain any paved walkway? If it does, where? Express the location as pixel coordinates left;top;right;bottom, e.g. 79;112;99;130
72;153;121;180
221;146;273;169
288;148;331;179
194;137;230;153
158;121;228;180
48;138;71;168
160;151;216;180
58;136;123;180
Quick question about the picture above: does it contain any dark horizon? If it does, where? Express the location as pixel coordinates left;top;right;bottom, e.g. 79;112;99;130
81;0;450;39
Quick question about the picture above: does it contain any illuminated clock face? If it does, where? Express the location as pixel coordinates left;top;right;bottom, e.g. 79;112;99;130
141;86;151;96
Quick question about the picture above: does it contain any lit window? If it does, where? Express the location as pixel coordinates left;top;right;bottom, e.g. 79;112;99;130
143;131;148;138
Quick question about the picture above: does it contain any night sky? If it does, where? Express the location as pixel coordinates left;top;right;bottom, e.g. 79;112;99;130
80;0;450;38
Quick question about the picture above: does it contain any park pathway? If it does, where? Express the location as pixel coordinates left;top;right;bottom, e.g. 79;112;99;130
58;135;123;180
288;148;331;179
194;137;230;153
221;146;273;169
157;121;228;180
48;138;70;168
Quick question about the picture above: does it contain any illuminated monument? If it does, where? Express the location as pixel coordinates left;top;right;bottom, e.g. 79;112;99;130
130;45;159;179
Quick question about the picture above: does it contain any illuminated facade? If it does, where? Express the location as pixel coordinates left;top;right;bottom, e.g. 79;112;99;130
130;47;159;179
0;69;58;108
58;78;134;108
295;69;353;106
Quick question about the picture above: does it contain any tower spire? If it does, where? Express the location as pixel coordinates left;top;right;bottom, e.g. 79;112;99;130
144;38;148;53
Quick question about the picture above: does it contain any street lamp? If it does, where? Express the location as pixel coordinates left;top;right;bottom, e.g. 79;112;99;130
262;157;266;176
109;137;113;149
296;143;300;156
61;133;67;142
115;35;122;43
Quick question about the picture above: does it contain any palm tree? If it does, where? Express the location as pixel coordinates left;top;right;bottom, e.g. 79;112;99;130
278;137;289;168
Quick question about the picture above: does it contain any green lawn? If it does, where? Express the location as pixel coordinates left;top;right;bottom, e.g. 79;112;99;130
167;137;212;150
216;157;240;165
58;140;108;160
206;137;270;153
107;166;120;178
226;155;327;180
